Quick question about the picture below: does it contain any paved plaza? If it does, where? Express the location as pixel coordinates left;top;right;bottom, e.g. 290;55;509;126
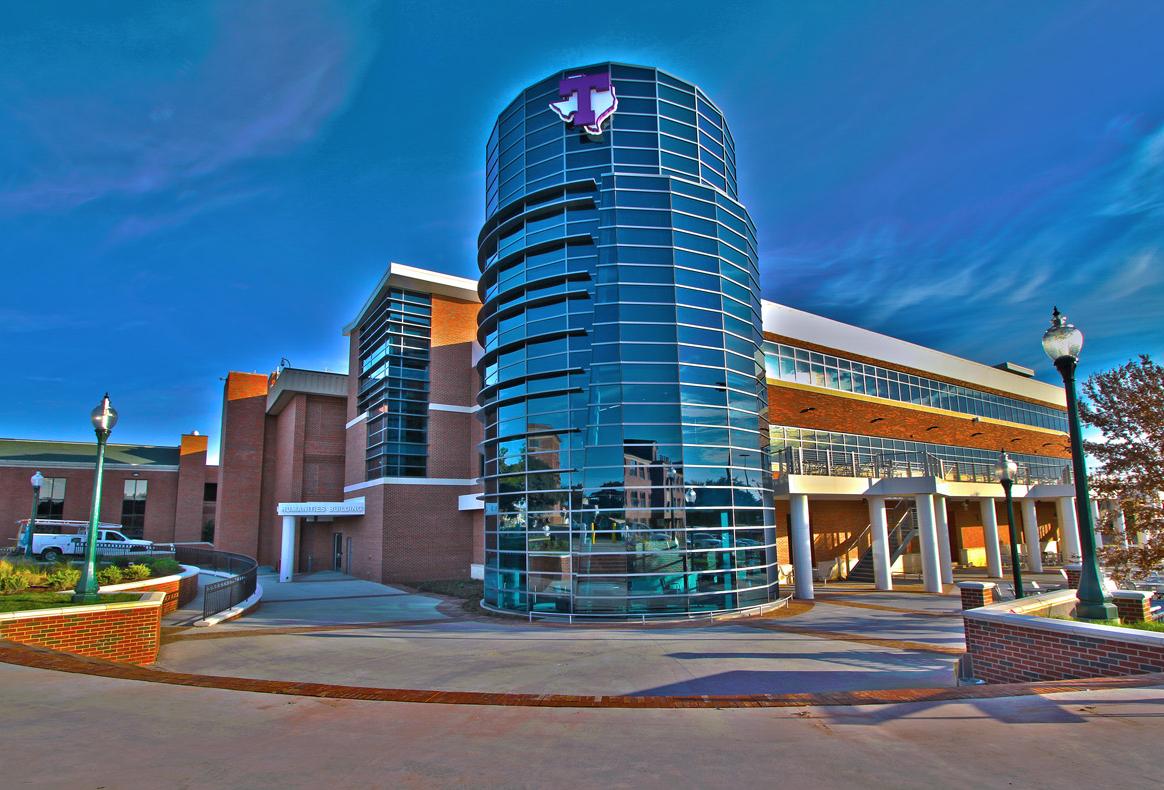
1;659;1160;788
152;572;965;696
3;571;1163;788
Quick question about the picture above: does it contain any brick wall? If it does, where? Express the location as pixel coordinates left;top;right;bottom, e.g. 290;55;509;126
964;617;1164;683
100;569;199;615
0;465;186;545
215;372;269;558
174;434;209;543
382;484;476;582
0;595;163;665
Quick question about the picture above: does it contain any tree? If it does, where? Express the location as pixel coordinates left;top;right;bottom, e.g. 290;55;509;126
1080;355;1164;583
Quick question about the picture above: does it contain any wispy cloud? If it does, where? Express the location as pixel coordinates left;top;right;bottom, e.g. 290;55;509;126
764;119;1164;368
0;1;379;237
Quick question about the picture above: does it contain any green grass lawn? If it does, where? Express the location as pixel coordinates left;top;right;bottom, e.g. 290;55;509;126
0;592;141;613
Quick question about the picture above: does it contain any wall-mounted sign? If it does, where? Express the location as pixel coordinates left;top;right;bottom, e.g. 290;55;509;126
277;497;365;517
549;72;617;135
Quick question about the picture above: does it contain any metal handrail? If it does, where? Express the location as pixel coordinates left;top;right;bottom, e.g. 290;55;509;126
174;546;258;620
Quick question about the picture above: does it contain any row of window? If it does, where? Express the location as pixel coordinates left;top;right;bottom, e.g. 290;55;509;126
358;288;432;478
30;478;150;538
769;425;1071;479
763;342;1068;432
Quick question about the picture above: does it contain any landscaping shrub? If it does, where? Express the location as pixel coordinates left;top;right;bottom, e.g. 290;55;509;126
43;564;81;591
96;565;123;586
0;560;41;594
150;558;182;577
121;563;151;582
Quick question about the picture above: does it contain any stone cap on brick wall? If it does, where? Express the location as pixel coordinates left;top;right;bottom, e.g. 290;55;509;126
1111;590;1153;602
0;591;165;623
957;581;997;590
964;588;1164;649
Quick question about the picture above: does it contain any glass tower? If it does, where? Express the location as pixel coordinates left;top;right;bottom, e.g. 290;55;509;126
477;64;777;618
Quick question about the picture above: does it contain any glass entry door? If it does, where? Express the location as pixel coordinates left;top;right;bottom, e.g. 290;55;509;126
333;532;343;572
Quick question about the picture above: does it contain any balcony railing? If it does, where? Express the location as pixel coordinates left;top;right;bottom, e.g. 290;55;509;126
775;447;1072;486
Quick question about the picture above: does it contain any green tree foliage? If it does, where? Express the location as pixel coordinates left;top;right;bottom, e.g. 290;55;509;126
1081;355;1164;582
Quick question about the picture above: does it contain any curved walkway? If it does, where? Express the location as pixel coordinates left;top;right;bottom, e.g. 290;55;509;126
3;641;1162;709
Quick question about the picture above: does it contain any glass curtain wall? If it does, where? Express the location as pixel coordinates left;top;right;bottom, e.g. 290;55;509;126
358;288;433;478
478;64;777;617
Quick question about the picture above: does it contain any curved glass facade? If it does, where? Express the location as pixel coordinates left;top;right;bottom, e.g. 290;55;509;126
478;64;777;618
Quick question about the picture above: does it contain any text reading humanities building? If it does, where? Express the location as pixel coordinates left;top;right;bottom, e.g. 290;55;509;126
0;64;1083;618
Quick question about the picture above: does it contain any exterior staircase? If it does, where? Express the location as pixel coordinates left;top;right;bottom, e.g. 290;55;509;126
845;501;918;583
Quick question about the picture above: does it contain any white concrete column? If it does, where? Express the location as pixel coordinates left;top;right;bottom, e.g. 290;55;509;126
1057;497;1081;563
1114;510;1129;547
790;493;814;600
932;496;954;585
868;496;892;591
915;494;943;593
1090;500;1103;547
279;515;298;583
1021;498;1043;573
979;498;1004;579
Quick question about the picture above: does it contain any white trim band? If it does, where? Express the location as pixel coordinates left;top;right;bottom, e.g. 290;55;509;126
345;477;480;492
346;412;369;429
429;403;478;414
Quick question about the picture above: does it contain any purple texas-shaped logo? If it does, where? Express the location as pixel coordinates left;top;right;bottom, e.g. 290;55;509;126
549;72;618;135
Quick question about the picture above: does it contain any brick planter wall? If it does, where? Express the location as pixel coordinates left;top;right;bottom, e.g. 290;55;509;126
0;592;165;665
963;589;1164;684
99;565;199;615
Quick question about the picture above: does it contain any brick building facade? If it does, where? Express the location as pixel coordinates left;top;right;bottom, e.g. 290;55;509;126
1;259;1084;601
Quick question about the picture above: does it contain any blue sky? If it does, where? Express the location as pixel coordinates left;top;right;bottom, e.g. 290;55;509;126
2;1;1162;461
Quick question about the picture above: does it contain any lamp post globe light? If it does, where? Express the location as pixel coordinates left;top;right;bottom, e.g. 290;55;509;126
1042;307;1116;621
24;471;44;559
73;393;118;603
996;451;1025;600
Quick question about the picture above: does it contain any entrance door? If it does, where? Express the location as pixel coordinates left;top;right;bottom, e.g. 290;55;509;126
333;532;343;572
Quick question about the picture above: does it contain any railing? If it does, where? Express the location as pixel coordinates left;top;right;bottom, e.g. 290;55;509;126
174;546;258;621
776;447;1072;486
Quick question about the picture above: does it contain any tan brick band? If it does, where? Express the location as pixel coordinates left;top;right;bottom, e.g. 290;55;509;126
1;640;1162;709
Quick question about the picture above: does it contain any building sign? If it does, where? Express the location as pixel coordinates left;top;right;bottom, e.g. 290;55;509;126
549;72;617;135
277;497;365;517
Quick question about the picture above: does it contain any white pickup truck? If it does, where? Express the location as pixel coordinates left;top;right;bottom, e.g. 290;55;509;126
14;519;158;562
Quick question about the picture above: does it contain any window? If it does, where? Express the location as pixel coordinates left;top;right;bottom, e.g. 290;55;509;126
203;482;218;502
121;479;148;538
359;288;433;478
36;478;66;520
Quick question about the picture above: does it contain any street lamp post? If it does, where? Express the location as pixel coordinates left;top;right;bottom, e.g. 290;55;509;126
997;451;1025;599
1042;307;1116;621
73;394;118;604
24;471;44;560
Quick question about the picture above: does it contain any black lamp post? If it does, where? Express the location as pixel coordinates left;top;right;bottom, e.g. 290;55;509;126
1042;308;1116;621
24;471;44;560
996;451;1024;599
73;393;118;603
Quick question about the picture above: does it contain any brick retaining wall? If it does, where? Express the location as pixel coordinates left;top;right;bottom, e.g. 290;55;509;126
0;592;164;665
99;566;199;615
962;589;1164;684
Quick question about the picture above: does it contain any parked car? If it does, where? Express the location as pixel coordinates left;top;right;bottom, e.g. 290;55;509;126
14;519;159;562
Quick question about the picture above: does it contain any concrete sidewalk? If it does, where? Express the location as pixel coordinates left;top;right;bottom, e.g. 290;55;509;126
156;588;966;696
0;659;1159;788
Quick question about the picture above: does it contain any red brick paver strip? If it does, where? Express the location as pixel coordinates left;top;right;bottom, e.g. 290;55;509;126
2;640;1161;709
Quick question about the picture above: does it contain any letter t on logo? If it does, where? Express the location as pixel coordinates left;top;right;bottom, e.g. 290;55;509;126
557;72;612;127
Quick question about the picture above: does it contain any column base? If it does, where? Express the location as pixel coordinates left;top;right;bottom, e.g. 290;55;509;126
1074;600;1118;621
